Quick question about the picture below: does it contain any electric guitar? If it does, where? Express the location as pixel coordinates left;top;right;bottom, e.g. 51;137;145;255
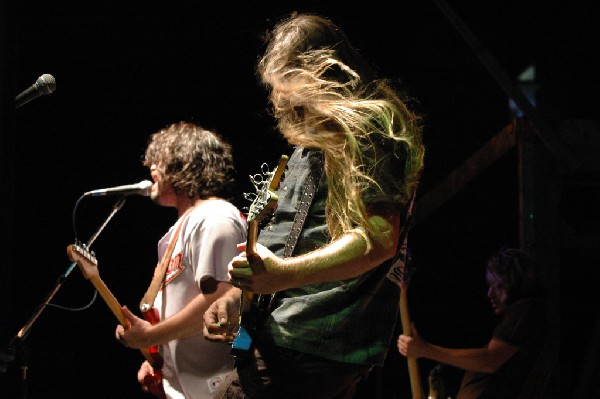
230;155;288;358
67;243;167;399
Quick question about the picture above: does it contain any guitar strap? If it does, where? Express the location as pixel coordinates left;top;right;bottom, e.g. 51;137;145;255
386;193;416;287
262;153;324;311
282;155;324;258
140;206;195;312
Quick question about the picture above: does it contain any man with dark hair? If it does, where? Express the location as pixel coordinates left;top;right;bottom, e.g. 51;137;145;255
115;121;247;399
398;248;557;398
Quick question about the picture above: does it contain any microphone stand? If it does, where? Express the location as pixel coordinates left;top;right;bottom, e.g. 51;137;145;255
7;196;127;398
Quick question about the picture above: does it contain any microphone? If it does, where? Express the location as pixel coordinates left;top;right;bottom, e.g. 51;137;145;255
15;74;57;108
84;180;153;197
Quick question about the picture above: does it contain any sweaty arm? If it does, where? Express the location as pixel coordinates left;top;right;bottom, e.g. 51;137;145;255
287;203;400;284
231;202;401;293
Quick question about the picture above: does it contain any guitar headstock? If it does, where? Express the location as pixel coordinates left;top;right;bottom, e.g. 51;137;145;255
67;243;99;280
245;155;288;224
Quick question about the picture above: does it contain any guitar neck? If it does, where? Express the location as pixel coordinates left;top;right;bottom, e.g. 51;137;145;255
88;275;158;365
88;275;129;327
400;287;424;399
239;220;259;311
246;220;259;256
68;245;166;398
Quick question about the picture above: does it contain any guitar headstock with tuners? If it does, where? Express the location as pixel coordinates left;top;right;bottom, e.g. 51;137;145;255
243;155;289;254
67;242;99;280
67;242;128;327
245;155;288;223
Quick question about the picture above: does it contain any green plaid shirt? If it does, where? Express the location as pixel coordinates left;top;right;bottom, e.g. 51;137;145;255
256;147;403;366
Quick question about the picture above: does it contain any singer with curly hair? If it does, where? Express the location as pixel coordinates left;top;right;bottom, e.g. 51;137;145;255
115;121;247;399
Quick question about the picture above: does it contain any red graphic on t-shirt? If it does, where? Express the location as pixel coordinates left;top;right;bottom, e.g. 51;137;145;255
163;253;184;286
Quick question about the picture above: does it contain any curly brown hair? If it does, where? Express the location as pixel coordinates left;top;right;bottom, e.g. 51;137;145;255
143;121;235;200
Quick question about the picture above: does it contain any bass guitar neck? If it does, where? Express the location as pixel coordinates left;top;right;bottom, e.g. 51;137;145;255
400;287;425;399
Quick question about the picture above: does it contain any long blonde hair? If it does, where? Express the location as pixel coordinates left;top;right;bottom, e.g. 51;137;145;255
258;13;425;239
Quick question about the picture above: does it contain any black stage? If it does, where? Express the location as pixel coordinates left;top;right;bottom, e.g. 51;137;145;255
1;1;598;398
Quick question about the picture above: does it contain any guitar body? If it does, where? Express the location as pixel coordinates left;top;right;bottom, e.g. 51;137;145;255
427;365;445;399
230;324;253;358
141;307;167;399
230;292;271;356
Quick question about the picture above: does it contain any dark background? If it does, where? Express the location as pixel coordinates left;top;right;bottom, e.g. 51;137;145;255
1;1;599;398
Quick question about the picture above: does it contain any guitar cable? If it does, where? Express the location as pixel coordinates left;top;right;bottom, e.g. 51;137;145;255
46;195;127;312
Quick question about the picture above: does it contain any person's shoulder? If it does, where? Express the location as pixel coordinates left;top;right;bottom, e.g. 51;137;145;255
509;297;546;313
190;199;245;224
503;297;548;332
191;199;238;215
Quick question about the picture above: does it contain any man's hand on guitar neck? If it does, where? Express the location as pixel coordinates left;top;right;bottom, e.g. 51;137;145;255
229;242;292;294
397;323;428;359
115;306;154;349
203;288;241;343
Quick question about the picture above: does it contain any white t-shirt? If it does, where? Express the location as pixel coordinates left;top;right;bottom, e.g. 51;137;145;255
154;199;246;399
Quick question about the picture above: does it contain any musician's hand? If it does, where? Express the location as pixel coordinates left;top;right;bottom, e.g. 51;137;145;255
229;242;291;294
116;306;154;349
137;361;154;392
116;324;126;344
203;290;240;343
397;324;427;358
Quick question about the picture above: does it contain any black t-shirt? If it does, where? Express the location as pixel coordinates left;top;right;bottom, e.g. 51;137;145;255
458;297;555;398
484;297;549;397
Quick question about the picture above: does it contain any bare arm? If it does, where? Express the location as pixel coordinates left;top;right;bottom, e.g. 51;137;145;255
231;202;401;293
426;339;517;373
398;330;519;374
118;279;232;349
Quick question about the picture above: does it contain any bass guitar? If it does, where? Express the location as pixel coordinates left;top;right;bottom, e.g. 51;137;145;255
67;243;167;399
230;155;288;358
